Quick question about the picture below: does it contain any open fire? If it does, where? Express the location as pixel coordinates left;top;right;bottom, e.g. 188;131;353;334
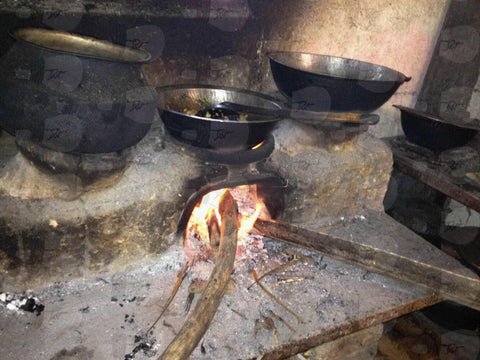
185;185;267;260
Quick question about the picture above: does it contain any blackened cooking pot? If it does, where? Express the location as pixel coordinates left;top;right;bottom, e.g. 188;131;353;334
395;105;479;152
157;85;284;151
268;52;411;112
0;28;157;153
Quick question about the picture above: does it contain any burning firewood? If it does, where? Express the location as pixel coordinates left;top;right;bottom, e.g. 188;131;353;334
159;190;238;360
206;211;221;253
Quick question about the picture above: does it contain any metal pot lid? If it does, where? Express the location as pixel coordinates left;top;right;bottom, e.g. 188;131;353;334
12;28;151;63
394;105;480;131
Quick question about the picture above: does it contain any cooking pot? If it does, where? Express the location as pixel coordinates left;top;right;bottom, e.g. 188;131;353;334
157;85;284;151
268;52;411;112
395;105;479;152
0;28;157;153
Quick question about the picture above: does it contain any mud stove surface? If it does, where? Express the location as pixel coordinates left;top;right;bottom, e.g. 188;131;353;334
0;115;478;359
0;214;441;360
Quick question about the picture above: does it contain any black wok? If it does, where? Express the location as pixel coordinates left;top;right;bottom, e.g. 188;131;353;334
268;52;411;112
395;105;479;152
157;85;284;151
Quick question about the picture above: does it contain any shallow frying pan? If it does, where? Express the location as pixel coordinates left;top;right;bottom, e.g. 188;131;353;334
394;105;479;151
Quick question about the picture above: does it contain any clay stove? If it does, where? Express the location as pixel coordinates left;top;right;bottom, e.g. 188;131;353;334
0;107;415;358
0;109;392;289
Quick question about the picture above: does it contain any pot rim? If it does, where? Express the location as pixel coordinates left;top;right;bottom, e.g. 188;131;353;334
12;27;151;63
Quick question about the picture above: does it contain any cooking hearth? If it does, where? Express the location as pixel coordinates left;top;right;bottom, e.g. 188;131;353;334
4;110;475;359
0;0;479;358
15;136;134;198
172;134;286;237
391;135;480;169
2;209;476;360
0;110;394;291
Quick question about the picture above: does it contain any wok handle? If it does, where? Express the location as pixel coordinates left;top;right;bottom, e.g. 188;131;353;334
289;109;379;124
220;102;379;125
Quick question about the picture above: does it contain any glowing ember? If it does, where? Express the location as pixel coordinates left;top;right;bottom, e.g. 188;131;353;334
251;141;264;150
186;185;266;248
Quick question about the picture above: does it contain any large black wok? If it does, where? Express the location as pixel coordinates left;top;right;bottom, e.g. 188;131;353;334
395;105;479;152
268;52;411;112
157;85;284;151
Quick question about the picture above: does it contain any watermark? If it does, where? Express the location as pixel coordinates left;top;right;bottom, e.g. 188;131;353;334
124;86;157;125
42;114;83;152
126;25;165;61
439;25;480;64
208;0;251;32
42;4;84;31
42;55;83;93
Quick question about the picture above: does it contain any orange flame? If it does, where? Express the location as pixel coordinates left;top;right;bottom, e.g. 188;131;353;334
186;185;264;246
251;141;264;150
188;188;228;242
238;202;262;239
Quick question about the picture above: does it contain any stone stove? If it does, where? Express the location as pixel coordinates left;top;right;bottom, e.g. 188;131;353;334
0;107;420;359
0;111;392;291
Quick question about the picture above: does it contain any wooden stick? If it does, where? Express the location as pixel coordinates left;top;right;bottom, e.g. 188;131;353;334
290;109;376;123
159;190;238;360
207;210;221;252
247;257;305;290
270;276;315;288
268;309;295;332
147;262;190;334
245;220;340;290
254;218;480;311
252;270;305;324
